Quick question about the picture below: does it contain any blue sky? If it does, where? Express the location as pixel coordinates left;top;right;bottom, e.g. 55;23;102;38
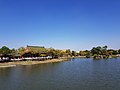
0;0;120;51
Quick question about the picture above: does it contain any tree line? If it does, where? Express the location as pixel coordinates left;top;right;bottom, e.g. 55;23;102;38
0;45;120;59
0;46;79;59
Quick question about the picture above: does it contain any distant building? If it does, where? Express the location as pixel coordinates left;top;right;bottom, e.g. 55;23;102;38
23;45;48;57
25;45;45;52
27;45;45;48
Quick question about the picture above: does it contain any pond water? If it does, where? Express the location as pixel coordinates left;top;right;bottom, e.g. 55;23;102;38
0;58;120;90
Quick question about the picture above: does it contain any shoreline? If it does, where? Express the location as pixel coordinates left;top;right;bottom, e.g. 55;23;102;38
0;58;69;68
1;56;119;68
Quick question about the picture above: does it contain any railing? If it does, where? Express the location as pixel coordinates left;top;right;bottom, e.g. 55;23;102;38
0;56;53;62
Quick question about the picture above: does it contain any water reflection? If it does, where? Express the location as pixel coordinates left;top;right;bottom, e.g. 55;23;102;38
0;58;120;90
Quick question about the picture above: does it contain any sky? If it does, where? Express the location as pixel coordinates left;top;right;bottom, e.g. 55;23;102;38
0;0;120;51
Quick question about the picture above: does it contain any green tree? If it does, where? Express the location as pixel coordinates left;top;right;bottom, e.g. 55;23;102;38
107;49;113;55
0;48;1;54
118;49;120;54
48;48;56;58
91;46;110;59
66;49;72;56
79;51;86;56
11;48;17;55
0;46;11;55
18;47;26;55
112;50;118;55
91;47;101;55
103;46;108;50
72;51;76;56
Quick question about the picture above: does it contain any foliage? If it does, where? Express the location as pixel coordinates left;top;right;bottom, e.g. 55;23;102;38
79;50;90;56
0;46;11;55
118;49;120;54
91;46;109;56
0;45;119;59
18;47;26;55
66;49;72;56
72;51;77;56
11;48;17;56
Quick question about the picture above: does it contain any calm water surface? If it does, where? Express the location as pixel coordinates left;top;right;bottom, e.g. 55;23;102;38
0;58;120;90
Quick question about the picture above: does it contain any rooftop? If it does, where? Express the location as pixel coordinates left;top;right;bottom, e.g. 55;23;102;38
27;45;45;48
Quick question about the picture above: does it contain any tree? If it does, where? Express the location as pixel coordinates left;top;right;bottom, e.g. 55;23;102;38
11;48;17;56
91;46;108;56
101;46;108;55
47;48;56;58
66;49;72;56
72;51;76;56
107;49;113;55
118;49;120;54
18;47;26;55
112;50;118;55
0;48;1;54
91;46;111;59
103;46;108;50
0;46;11;55
91;47;101;55
79;51;86;56
54;50;63;57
